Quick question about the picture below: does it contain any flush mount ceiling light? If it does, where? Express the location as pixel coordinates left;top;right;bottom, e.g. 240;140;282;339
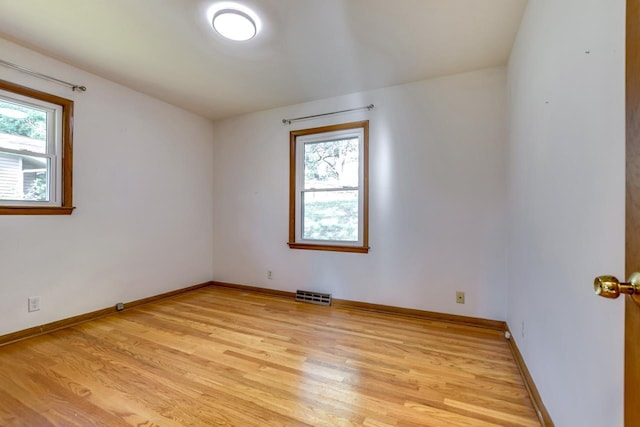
213;9;255;41
210;4;259;41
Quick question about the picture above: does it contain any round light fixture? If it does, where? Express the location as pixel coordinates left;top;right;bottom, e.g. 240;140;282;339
212;8;257;41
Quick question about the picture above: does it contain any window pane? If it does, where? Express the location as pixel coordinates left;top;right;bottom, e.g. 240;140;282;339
304;138;359;189
302;190;358;241
0;99;47;154
0;151;49;201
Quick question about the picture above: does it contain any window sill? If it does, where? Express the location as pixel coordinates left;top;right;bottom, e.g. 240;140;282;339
287;242;369;254
0;206;75;215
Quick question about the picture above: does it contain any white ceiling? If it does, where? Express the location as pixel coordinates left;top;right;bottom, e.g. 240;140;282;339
0;0;527;121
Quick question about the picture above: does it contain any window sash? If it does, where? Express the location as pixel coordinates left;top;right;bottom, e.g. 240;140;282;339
300;189;360;243
0;89;63;207
294;127;365;247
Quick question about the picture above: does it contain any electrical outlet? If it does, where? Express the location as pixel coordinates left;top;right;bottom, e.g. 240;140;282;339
267;270;273;280
28;296;41;312
456;291;465;304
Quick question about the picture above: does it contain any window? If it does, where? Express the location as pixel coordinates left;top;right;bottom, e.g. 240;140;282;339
0;79;74;215
288;121;369;253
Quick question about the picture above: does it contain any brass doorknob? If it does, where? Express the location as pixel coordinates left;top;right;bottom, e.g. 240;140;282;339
594;273;640;299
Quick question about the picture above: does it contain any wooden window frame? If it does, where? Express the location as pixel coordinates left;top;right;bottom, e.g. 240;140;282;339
0;79;74;215
288;120;369;253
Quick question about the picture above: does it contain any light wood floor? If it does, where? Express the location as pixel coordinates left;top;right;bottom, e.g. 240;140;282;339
0;286;540;426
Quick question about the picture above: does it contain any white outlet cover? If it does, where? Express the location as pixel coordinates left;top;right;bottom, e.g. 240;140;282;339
28;296;41;312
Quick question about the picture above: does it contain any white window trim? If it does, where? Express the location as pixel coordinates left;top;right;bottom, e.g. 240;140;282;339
295;128;365;247
0;88;63;207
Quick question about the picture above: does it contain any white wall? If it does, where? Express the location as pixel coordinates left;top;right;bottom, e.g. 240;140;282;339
507;1;625;425
0;38;215;336
212;68;509;321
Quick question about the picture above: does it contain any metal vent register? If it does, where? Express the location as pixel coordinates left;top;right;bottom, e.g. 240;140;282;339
295;290;332;306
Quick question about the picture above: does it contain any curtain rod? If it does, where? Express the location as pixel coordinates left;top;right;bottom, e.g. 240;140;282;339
0;59;87;92
282;104;374;125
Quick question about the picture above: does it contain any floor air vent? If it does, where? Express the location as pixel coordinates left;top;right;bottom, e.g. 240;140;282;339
295;290;332;306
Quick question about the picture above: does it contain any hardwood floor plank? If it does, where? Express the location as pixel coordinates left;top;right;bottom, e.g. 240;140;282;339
0;388;55;427
0;286;540;426
443;399;540;427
